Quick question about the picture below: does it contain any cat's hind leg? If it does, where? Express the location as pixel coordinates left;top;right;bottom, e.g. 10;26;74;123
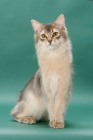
15;116;36;124
11;89;48;124
11;100;37;124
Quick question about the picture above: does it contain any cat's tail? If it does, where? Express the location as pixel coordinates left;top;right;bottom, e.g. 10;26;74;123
10;101;24;117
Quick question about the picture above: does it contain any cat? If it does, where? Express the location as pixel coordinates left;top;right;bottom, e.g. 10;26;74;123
11;14;73;129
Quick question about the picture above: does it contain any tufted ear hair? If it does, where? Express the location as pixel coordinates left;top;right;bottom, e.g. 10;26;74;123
31;20;43;31
54;14;65;29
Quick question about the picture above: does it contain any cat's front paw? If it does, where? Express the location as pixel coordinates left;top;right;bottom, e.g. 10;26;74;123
49;120;64;129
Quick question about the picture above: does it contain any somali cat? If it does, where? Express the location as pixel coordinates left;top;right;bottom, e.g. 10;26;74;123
11;14;73;128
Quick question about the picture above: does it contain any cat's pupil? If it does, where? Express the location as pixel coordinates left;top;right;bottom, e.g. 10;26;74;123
41;34;47;38
53;32;58;37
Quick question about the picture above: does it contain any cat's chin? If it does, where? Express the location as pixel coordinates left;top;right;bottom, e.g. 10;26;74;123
47;44;57;50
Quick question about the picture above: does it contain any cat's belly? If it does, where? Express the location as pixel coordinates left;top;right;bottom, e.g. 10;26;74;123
42;72;60;96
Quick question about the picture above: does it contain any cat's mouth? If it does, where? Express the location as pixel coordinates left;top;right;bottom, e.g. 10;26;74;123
47;41;59;49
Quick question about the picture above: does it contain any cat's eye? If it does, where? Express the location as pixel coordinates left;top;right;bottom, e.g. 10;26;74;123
41;34;47;39
52;32;58;37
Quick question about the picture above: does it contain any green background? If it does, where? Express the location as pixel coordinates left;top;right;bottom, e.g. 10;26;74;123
0;0;93;139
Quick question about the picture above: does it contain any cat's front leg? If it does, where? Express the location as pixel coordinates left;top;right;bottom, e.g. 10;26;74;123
44;85;65;128
47;99;55;123
46;94;64;128
49;88;69;129
47;98;64;128
49;94;66;129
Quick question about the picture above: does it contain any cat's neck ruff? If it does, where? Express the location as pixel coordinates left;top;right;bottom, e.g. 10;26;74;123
36;39;72;65
36;46;72;75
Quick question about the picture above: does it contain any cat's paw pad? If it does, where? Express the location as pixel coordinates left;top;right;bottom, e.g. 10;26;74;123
15;117;36;124
49;120;64;129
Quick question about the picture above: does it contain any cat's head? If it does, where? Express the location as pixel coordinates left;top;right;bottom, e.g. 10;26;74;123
31;14;68;50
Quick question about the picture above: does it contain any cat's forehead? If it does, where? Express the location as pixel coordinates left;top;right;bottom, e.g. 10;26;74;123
44;24;53;32
40;24;59;34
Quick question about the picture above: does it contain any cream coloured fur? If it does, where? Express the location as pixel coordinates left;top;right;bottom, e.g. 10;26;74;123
11;14;73;128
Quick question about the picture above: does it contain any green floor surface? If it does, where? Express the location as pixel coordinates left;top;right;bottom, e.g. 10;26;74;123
0;98;93;140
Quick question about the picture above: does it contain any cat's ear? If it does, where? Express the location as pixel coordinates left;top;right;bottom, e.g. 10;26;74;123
31;20;43;31
54;14;65;29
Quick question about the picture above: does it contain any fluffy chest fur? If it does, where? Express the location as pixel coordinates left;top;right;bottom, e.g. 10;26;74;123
38;46;72;97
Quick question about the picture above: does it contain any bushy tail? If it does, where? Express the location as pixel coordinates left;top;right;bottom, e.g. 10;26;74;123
11;102;24;117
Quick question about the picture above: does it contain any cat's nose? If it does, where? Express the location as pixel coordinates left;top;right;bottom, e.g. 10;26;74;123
48;39;52;44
